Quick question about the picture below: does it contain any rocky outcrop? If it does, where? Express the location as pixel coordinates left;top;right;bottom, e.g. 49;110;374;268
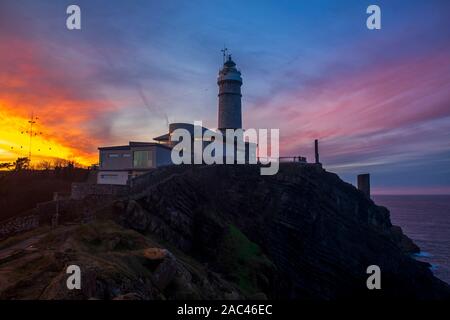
0;164;448;300
0;222;243;300
119;164;450;300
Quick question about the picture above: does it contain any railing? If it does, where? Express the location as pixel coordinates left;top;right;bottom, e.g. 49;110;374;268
257;156;307;163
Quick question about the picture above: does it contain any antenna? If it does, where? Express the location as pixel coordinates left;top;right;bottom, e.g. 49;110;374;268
22;111;42;163
221;46;228;63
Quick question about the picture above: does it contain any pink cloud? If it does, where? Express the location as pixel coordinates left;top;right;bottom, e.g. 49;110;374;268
246;49;450;167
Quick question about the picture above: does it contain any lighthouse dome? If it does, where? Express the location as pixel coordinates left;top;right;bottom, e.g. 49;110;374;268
224;56;236;67
218;56;242;84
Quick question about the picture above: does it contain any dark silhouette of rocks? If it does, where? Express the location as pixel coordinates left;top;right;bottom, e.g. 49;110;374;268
120;164;449;299
0;164;448;300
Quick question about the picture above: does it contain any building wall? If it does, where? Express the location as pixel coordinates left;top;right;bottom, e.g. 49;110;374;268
97;145;174;185
155;146;173;167
97;170;129;185
100;149;132;170
218;82;242;130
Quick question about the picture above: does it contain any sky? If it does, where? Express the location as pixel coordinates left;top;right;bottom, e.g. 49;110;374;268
0;0;449;194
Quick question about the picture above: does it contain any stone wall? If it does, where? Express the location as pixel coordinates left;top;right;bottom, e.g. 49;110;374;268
0;214;39;240
0;183;127;241
71;182;129;200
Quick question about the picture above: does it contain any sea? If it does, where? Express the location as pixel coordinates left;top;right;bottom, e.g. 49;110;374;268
374;195;450;285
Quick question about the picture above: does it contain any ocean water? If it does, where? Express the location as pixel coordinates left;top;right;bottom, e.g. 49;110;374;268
373;195;450;285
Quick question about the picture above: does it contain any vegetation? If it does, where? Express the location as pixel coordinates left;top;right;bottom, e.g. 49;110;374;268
0;157;86;172
217;224;274;296
0;157;30;171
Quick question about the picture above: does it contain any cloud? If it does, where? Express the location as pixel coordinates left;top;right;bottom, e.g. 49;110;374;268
246;49;450;170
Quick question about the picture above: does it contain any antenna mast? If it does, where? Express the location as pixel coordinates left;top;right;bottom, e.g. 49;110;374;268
25;112;41;163
221;46;228;63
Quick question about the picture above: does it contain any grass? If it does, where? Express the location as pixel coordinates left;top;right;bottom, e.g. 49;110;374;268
218;224;273;296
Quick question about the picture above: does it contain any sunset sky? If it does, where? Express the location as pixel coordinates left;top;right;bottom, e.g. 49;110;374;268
0;0;449;194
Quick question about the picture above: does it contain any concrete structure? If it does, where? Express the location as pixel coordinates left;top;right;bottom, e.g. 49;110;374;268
218;55;243;131
153;123;209;148
314;139;320;164
97;142;172;185
154;122;254;164
357;173;371;198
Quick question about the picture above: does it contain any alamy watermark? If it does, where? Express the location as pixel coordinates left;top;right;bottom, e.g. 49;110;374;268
66;5;81;30
66;265;81;290
170;121;280;175
66;5;381;31
366;5;381;30
366;265;381;290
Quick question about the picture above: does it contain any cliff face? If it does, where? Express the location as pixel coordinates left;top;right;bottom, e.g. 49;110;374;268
0;164;449;300
120;164;449;300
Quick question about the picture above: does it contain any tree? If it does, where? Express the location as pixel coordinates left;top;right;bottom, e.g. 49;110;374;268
0;162;12;170
13;157;30;171
35;160;53;170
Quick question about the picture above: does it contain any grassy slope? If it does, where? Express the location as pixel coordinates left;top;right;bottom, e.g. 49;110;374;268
0;219;249;299
217;224;274;296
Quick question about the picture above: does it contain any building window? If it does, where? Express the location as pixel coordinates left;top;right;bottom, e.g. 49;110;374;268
123;153;131;158
133;150;152;168
108;153;119;158
101;174;118;179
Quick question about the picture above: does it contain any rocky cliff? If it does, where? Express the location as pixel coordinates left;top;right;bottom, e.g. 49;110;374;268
0;164;449;300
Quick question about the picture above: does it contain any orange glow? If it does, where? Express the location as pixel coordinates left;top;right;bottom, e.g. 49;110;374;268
0;106;97;166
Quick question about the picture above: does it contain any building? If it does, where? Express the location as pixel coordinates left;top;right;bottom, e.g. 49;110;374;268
218;55;243;131
97;54;253;185
97;142;172;185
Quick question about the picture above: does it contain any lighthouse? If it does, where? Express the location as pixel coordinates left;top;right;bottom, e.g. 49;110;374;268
217;55;243;131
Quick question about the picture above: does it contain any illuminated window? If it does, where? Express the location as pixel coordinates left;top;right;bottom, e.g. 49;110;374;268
133;150;152;168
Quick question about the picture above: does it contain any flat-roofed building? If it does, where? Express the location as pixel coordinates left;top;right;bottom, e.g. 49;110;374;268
97;141;172;185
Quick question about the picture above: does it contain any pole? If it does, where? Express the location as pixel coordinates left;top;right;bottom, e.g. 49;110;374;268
314;139;319;164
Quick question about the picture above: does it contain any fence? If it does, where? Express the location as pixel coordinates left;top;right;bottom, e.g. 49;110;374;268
257;156;307;163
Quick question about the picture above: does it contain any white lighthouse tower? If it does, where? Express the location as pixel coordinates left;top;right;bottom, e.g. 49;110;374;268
217;54;243;131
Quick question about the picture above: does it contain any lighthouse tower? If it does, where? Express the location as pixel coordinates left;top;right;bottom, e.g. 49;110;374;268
217;55;243;131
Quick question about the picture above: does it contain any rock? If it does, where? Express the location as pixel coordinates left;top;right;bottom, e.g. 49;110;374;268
390;225;420;254
141;248;167;260
1;164;449;300
249;292;268;300
150;251;177;291
119;164;450;300
113;292;143;300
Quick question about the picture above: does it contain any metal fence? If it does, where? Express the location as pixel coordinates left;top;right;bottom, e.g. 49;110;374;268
257;156;307;163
